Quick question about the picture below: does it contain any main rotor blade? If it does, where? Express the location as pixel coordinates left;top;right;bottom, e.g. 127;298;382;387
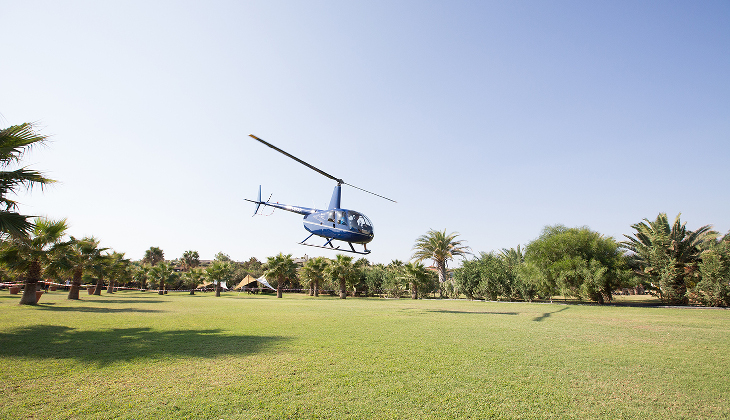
249;134;343;184
249;134;396;204
344;183;397;203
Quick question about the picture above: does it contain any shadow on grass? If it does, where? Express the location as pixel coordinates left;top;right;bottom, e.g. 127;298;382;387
426;309;518;315
533;306;569;322
70;299;168;304
0;325;288;366
34;304;163;314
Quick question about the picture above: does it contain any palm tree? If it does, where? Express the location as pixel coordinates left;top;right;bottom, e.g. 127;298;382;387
412;229;471;296
131;262;149;290
180;250;200;271
499;245;524;270
622;213;717;304
106;252;131;293
403;261;432;299
57;236;104;300
0;218;67;304
0;122;55;237
300;257;329;297
182;267;205;295
325;254;358;299
206;260;235;297
90;253;113;296
264;253;298;298
142;247;164;267
149;261;177;295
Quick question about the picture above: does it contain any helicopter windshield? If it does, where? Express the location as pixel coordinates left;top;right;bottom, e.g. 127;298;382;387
346;211;373;235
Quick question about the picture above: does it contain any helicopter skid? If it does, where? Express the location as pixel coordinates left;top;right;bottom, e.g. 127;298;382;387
299;235;371;255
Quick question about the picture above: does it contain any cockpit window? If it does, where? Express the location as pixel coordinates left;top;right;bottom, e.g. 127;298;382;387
336;210;347;226
347;211;373;234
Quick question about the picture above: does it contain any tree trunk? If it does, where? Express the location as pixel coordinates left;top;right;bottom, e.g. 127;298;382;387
339;279;346;299
309;285;314;296
216;282;221;297
19;261;42;305
68;268;82;300
94;277;103;295
314;279;319;297
411;282;418;299
437;261;447;298
277;278;283;298
158;278;165;295
106;279;114;293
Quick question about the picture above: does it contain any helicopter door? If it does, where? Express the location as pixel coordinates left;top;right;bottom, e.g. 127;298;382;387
327;210;336;227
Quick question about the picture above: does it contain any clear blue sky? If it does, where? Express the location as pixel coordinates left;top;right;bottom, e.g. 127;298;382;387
2;1;728;265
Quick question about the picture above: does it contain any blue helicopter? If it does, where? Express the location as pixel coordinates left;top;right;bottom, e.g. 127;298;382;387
245;134;395;255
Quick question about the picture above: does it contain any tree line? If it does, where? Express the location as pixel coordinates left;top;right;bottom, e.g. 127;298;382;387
451;218;729;307
1;121;728;306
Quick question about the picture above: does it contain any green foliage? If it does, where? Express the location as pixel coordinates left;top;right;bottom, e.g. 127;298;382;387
453;257;482;299
380;263;406;298
0;122;55;236
412;229;471;288
0;218;68;304
515;262;540;302
142;246;165;267
149;261;178;293
241;257;264;279
454;252;508;300
180;250;200;271
693;233;730;306
324;254;358;299
622;213;717;305
403;261;437;299
362;264;387;296
300;256;329;296
181;267;205;290
264;253;298;298
525;225;623;303
206;258;236;297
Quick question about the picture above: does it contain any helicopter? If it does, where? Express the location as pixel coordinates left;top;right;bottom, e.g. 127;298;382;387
245;134;395;255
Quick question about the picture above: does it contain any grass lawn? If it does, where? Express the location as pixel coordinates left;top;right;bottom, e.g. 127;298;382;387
1;290;728;419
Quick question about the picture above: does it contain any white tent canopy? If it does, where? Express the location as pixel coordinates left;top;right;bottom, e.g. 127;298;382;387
212;280;229;290
256;276;276;291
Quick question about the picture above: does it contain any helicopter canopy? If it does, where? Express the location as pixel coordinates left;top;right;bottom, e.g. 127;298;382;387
327;210;373;235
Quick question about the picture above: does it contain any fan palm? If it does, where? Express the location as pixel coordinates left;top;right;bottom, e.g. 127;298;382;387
142;247;164;266
300;256;329;297
57;236;104;300
180;250;200;271
0;218;67;304
182;267;205;295
90;253;114;296
325;254;358;299
412;229;471;295
0;122;55;236
104;251;130;293
403;261;433;299
149;261;177;295
264;253;298;298
206;260;235;297
622;213;717;304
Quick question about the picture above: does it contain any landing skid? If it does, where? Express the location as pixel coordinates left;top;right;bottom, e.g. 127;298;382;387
299;234;371;255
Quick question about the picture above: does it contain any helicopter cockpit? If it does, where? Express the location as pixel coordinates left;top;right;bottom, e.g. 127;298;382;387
327;210;373;235
347;211;373;235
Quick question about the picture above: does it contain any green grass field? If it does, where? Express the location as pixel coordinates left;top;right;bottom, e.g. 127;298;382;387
1;290;728;419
